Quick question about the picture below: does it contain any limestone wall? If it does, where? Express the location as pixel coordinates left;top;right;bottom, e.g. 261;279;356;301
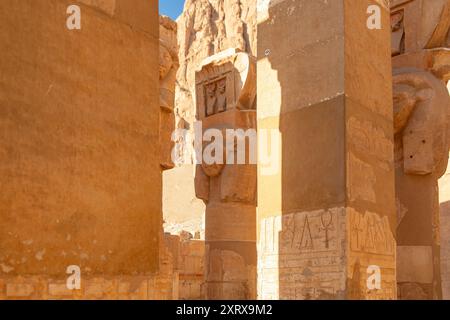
162;234;205;300
257;0;396;300
0;0;162;298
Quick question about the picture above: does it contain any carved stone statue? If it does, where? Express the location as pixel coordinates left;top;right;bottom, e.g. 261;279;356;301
391;0;450;300
159;16;179;170
194;48;257;299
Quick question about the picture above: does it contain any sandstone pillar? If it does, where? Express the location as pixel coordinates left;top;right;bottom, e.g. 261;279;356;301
390;0;450;300
257;0;397;299
194;49;257;299
0;0;162;299
438;152;450;300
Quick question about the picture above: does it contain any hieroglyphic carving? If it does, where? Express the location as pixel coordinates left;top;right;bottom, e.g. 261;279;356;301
391;0;450;54
349;209;396;256
258;208;347;300
347;153;377;203
204;78;228;116
319;211;335;250
195;48;256;120
258;210;397;300
279;210;340;254
347;208;397;300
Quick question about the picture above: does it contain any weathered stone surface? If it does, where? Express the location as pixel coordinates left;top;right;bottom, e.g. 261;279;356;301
6;283;34;298
160;15;178;170
391;0;450;300
257;0;396;300
176;0;256;125
0;0;160;276
195;49;257;300
179;239;205;300
0;0;162;298
391;0;450;56
3;0;450;302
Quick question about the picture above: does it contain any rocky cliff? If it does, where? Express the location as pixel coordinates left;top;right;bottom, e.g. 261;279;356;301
175;0;257;126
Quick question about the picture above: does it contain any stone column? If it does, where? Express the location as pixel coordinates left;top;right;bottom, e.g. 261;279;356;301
390;0;450;300
257;0;397;300
438;151;450;300
194;49;257;299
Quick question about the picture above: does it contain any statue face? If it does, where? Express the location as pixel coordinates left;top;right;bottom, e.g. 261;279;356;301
393;70;450;177
159;46;173;80
390;0;450;54
206;83;216;98
201;162;224;177
393;84;417;133
391;11;403;32
217;79;226;94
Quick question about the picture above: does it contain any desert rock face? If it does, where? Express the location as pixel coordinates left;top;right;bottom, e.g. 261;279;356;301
175;0;256;130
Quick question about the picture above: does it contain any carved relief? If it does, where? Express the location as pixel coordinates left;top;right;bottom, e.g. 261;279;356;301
347;117;394;171
391;10;405;56
159;16;179;170
391;0;450;300
348;209;396;256
347;153;377;203
279;209;340;254
195;48;256;120
204;78;228;116
393;69;450;177
347;208;397;300
194;49;257;204
393;68;450;300
194;49;257;300
390;0;450;55
258;208;397;300
258;208;347;300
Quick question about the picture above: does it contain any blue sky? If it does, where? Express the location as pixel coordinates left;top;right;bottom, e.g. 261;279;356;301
159;0;185;20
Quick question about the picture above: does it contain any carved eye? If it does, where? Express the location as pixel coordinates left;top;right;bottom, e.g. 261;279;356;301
422;140;426;144
410;155;414;159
